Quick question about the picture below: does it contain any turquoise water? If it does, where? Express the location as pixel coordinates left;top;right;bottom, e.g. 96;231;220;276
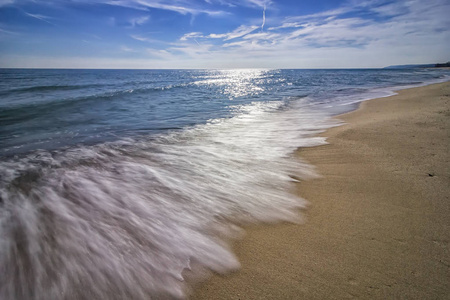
0;68;448;299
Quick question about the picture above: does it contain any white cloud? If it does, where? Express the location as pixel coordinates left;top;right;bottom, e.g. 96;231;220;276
180;32;204;41
170;0;449;67
268;22;304;31
129;15;150;27
181;25;259;42
217;25;259;40
130;34;169;45
106;0;226;16
245;0;270;9
130;34;148;42
205;0;270;9
222;40;246;48
261;4;265;31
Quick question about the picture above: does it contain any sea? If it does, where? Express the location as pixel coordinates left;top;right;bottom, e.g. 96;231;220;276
0;68;448;299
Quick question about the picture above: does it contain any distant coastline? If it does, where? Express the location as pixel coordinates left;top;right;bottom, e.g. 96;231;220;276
384;61;450;69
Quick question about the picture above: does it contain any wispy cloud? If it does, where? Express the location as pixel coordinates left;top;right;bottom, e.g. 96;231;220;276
169;42;214;58
7;0;228;16
171;0;450;67
146;47;176;59
181;25;259;41
1;0;448;68
130;34;168;45
268;22;303;31
0;0;14;7
210;25;259;40
203;0;270;9
261;4;266;31
129;15;150;27
24;12;55;25
180;32;204;41
238;0;271;9
130;34;149;42
106;0;226;16
0;27;18;35
252;0;271;6
2;0;268;17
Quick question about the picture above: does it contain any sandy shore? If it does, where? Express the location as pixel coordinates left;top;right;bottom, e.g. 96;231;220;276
191;82;450;299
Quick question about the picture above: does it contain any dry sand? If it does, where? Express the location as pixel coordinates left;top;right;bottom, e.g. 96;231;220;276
191;82;450;299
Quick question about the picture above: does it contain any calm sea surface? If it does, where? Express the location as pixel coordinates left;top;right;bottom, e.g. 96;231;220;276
0;68;448;299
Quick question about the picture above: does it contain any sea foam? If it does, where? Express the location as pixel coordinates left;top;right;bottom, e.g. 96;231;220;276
0;99;337;299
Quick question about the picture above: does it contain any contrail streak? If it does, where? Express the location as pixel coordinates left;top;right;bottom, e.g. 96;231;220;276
261;4;266;31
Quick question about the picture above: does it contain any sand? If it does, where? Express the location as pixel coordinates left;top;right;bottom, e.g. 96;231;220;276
191;82;450;299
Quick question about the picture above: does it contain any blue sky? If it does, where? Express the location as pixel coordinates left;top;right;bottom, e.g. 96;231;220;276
0;0;449;68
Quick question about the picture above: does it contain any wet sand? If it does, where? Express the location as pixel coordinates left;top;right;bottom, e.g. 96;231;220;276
191;82;450;299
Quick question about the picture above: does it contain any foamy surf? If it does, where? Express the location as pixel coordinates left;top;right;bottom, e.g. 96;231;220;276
0;99;336;299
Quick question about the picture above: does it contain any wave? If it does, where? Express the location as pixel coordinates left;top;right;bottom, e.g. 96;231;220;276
1;84;99;94
0;99;338;299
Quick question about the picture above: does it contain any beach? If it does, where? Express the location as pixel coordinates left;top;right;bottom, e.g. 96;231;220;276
2;69;449;299
191;82;450;299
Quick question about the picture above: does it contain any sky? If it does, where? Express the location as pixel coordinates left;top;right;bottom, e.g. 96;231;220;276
0;0;449;69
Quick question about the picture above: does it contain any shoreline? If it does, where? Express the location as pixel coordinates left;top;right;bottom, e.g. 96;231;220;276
191;81;450;299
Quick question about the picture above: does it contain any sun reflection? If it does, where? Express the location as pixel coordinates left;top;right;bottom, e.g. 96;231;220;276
193;69;271;99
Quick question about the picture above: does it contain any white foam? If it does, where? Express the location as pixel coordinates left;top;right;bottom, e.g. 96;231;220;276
0;98;337;299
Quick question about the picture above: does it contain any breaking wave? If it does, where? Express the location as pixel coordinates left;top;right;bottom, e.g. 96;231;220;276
0;99;337;299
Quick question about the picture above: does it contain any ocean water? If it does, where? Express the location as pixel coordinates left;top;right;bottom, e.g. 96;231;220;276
0;68;448;299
